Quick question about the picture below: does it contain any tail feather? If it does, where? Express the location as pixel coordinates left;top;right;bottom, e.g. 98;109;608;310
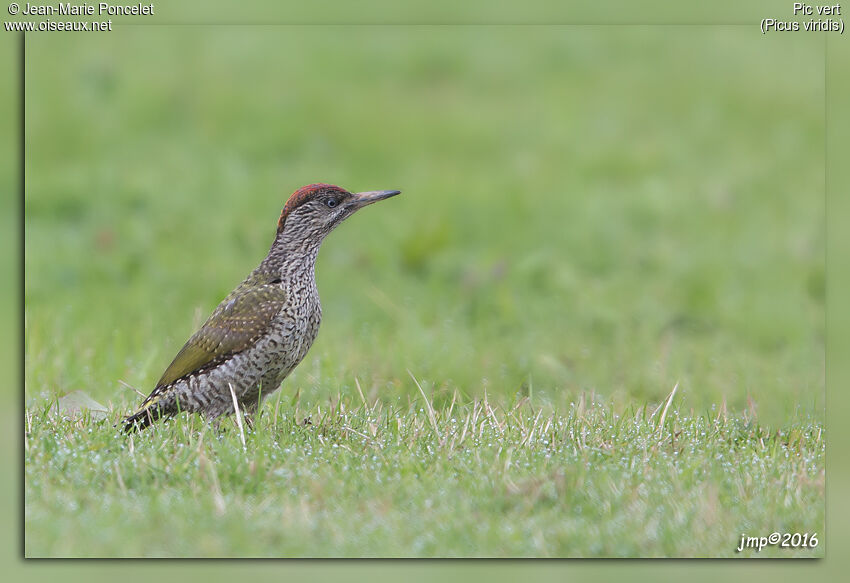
121;387;179;433
121;406;163;433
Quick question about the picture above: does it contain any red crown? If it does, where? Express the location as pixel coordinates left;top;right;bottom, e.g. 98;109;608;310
277;183;346;229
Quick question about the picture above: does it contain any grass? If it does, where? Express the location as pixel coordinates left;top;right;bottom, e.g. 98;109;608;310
23;26;825;556
25;389;823;557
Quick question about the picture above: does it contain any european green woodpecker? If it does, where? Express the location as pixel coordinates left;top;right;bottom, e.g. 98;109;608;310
123;183;401;432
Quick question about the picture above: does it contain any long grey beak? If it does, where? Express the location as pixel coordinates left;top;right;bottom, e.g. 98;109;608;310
353;189;401;207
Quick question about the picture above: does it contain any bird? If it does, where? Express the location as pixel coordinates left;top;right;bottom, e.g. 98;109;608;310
122;183;401;432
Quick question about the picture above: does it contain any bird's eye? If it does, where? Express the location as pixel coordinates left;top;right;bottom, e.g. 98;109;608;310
326;199;338;208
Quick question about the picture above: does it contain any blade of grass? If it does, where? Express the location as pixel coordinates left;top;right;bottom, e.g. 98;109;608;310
229;382;247;451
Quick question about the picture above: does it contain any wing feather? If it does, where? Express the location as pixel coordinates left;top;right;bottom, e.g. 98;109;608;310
155;284;288;387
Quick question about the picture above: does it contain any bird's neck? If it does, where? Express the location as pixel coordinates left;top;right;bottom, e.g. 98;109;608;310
261;228;324;283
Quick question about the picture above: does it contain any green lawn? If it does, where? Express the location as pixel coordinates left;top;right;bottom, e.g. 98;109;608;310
25;392;823;557
24;26;824;557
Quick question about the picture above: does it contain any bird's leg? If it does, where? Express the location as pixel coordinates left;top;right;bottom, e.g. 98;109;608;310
241;396;261;431
242;412;255;431
210;415;223;434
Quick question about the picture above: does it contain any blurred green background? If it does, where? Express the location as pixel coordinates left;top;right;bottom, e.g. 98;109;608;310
24;26;823;428
7;0;849;572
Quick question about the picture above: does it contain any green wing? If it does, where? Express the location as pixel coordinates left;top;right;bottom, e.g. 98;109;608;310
156;283;288;388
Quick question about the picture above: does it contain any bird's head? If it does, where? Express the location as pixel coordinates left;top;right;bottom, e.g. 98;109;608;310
276;183;401;240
